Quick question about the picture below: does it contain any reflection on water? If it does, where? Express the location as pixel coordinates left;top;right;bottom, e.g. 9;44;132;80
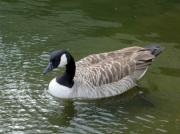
0;0;180;134
159;67;180;77
48;101;77;127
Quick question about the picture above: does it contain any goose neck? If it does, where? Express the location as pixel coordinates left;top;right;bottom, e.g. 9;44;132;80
57;54;76;88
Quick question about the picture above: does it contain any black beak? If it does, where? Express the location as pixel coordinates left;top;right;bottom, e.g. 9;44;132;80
43;62;53;75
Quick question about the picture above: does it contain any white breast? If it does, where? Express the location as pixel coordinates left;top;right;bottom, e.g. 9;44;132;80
48;78;72;98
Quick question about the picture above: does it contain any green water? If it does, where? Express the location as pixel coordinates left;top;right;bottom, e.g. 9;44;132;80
0;0;180;133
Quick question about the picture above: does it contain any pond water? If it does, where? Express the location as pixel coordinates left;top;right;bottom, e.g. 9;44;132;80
0;0;180;133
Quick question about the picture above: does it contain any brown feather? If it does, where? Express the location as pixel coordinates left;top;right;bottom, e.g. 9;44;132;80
75;46;156;87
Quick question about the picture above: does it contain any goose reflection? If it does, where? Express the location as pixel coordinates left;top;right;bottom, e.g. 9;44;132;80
46;85;155;129
48;100;76;127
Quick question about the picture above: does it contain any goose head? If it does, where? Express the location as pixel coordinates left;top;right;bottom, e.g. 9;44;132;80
43;50;70;75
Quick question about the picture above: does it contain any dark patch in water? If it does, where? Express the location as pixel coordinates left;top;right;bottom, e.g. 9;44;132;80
159;67;180;77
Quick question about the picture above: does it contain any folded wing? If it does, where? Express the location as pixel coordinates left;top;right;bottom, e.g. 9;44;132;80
75;47;155;87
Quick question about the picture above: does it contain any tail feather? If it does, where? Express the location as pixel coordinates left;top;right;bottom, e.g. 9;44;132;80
145;45;164;57
133;45;164;80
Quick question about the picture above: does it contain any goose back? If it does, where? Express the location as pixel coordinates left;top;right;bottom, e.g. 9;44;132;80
75;46;155;86
76;46;143;67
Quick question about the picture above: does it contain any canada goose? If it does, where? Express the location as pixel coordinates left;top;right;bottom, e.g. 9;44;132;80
43;45;163;99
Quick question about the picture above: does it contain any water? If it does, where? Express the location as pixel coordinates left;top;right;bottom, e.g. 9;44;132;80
0;0;180;133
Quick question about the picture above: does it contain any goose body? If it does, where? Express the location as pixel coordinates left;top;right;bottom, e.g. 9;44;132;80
44;45;163;99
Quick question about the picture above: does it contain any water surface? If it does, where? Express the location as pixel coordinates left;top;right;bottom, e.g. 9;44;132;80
0;0;180;133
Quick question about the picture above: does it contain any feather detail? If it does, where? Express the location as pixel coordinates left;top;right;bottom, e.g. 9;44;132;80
76;46;143;67
72;76;136;99
75;46;156;87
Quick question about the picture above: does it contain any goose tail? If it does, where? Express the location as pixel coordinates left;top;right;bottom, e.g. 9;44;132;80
145;45;164;57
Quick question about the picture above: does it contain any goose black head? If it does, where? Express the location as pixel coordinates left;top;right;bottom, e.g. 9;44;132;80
43;50;70;75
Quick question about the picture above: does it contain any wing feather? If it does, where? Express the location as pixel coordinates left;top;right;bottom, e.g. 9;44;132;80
75;56;135;86
75;46;156;87
76;46;143;67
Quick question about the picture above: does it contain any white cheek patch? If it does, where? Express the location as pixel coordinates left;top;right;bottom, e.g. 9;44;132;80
59;54;67;67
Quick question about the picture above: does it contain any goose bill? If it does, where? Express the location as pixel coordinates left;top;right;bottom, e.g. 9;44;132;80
43;62;53;75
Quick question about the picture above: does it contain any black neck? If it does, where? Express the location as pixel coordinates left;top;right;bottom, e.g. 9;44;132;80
56;54;76;88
